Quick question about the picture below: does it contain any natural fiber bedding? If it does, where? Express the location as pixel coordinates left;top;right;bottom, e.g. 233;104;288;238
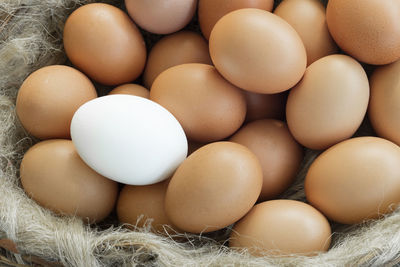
0;0;400;266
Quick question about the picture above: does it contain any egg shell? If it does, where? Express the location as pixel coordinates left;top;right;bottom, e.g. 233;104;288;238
198;0;274;40
274;0;338;65
70;95;188;185
326;0;400;65
230;119;303;200
286;54;369;150
209;8;306;94
63;3;146;85
305;137;400;224
165;142;263;233
16;65;97;140
108;84;149;98
125;0;197;34
244;91;287;122
20;139;118;223
369;59;400;146
117;181;175;233
143;31;212;88
230;200;331;256
150;63;246;143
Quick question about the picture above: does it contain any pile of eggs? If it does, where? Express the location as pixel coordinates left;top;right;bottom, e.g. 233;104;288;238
15;0;400;257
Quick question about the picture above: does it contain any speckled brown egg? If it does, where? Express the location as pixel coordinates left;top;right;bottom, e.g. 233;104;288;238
117;181;175;233
230;200;331;256
274;0;338;65
143;31;212;88
63;3;146;85
165;142;263;233
244;91;287;122
326;0;400;65
305;137;400;224
286;55;369;150
16;65;97;140
369;59;400;146
230;119;303;201
198;0;274;40
20;140;118;223
150;63;246;142
108;84;149;98
125;0;197;34
209;8;306;94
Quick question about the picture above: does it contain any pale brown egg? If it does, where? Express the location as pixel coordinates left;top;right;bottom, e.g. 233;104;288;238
369;59;400;146
108;84;149;98
150;63;246;142
143;31;212;88
20;140;118;223
230;119;303;201
230;200;331;256
326;0;400;65
274;0;338;65
209;8;306;94
63;3;146;85
165;142;263;233
244;91;286;122
117;181;175;233
305;137;400;224
125;0;197;34
16;65;97;140
286;55;369;150
198;0;274;40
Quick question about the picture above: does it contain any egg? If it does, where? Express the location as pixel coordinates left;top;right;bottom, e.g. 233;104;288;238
198;0;274;40
125;0;197;34
108;84;149;98
165;142;262;233
326;0;400;65
143;31;212;88
16;65;97;140
369;59;400;146
63;3;146;85
305;137;400;224
117;181;175;233
244;91;287;122
230;200;331;256
286;54;369;150
70;95;188;185
230;119;303;201
209;8;306;94
274;0;338;65
20;140;118;223
150;63;246;142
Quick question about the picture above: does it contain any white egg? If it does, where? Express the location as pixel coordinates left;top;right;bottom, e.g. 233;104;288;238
70;95;188;185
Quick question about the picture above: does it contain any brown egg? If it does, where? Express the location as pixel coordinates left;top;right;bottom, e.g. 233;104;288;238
143;31;212;88
16;65;97;140
305;137;400;224
108;84;149;98
369;59;400;146
209;8;306;94
230;119;303;201
286;55;369;150
117;181;174;233
165;142;263;233
230;200;331;256
274;0;338;65
198;0;274;40
150;63;246;142
326;0;400;65
20;140;118;223
244;91;286;122
125;0;197;34
63;3;146;85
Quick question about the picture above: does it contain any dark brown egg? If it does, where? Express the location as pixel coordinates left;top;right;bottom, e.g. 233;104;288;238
108;84;149;98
